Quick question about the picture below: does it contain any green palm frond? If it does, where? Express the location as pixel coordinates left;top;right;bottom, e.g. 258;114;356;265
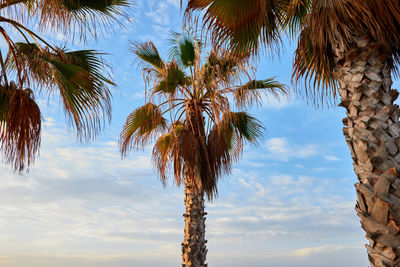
120;103;167;156
0;85;41;173
155;61;190;94
207;111;263;194
130;41;165;72
184;0;311;54
223;111;264;146
185;0;280;54
168;30;201;68
28;0;129;35
233;78;287;108
281;0;311;37
11;42;113;139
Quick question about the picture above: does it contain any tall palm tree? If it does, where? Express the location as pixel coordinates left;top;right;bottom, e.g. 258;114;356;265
0;0;129;172
184;0;400;265
119;31;286;267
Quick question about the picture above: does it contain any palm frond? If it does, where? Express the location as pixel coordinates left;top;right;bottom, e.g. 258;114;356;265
155;61;190;94
185;0;285;54
207;111;263;198
29;0;130;37
152;132;174;184
10;42;113;139
280;0;311;37
120;103;167;156
168;30;201;68
130;41;165;72
0;84;41;173
233;78;287;108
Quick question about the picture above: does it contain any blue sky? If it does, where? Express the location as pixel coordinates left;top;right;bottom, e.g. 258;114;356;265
1;1;394;266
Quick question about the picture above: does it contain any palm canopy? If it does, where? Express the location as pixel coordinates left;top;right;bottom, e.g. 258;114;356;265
120;30;287;199
184;0;400;104
183;0;310;53
0;0;129;172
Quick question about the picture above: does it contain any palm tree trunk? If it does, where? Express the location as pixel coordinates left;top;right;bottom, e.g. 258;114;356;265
334;36;400;266
182;174;208;267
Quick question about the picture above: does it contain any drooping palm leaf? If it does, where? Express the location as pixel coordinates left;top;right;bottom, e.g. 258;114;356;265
28;0;130;36
152;121;185;185
233;78;287;108
120;103;167;156
0;85;41;172
10;42;113;139
185;0;313;55
153;132;174;183
185;0;282;53
207;111;263;196
130;41;165;72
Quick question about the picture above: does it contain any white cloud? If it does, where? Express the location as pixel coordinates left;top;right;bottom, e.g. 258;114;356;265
0;120;365;267
265;137;319;161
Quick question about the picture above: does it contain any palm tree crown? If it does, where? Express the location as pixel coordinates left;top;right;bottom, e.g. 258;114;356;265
120;30;287;199
0;0;129;172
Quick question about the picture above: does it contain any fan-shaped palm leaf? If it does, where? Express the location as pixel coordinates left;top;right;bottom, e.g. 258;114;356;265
10;42;113;139
168;30;200;68
130;41;165;72
233;78;287;108
155;61;190;94
185;0;311;54
120;103;167;156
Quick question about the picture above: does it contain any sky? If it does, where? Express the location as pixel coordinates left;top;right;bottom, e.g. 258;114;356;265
1;1;396;266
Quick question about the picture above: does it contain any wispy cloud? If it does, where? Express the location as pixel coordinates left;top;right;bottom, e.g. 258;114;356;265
265;137;319;161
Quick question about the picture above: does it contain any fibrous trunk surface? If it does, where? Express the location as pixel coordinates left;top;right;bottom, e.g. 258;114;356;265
335;36;400;266
182;177;208;267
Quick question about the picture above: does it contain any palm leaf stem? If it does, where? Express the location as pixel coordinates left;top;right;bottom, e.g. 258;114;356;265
158;98;186;107
0;0;25;9
176;106;186;122
0;16;55;51
203;106;217;125
173;104;186;121
161;101;185;115
0;27;22;86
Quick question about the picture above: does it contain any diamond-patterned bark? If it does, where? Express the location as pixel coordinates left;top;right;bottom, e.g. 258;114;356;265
181;177;208;267
335;36;400;266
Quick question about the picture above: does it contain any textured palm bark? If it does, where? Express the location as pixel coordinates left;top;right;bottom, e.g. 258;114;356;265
334;36;400;266
182;176;208;267
181;103;208;267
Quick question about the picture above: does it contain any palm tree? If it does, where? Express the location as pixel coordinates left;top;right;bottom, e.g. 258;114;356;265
0;0;129;172
184;0;400;265
119;31;286;267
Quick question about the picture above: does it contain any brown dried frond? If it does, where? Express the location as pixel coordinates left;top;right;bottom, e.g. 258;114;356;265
0;83;41;172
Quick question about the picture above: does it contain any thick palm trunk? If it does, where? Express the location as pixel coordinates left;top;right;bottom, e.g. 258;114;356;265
181;176;208;267
334;36;400;266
